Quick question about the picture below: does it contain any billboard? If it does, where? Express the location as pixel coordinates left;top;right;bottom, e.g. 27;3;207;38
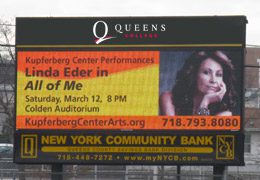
15;17;246;165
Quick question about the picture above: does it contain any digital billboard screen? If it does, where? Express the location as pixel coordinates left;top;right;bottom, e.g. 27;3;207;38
15;16;246;165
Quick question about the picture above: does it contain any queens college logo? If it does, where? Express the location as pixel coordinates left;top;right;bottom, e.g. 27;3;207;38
93;20;166;44
93;21;116;44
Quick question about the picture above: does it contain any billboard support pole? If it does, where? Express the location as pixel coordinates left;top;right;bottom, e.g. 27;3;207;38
51;164;63;180
213;165;226;180
177;165;181;180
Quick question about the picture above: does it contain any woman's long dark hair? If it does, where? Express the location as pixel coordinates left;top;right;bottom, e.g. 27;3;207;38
172;51;236;115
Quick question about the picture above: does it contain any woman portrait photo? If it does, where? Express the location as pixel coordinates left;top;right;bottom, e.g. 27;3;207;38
160;51;239;116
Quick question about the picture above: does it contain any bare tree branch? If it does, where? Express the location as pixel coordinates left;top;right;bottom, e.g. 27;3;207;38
0;18;15;143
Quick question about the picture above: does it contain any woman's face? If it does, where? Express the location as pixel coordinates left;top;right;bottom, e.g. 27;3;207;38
196;58;224;95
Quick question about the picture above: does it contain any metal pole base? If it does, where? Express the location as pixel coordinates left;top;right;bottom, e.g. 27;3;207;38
51;164;63;180
213;166;226;180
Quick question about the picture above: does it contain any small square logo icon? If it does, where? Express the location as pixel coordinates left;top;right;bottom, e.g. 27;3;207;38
21;134;38;158
216;135;234;160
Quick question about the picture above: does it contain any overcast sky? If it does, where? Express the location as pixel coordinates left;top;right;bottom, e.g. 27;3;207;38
1;0;259;45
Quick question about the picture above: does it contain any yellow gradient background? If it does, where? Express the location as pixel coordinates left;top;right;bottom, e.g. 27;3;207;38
17;65;159;116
